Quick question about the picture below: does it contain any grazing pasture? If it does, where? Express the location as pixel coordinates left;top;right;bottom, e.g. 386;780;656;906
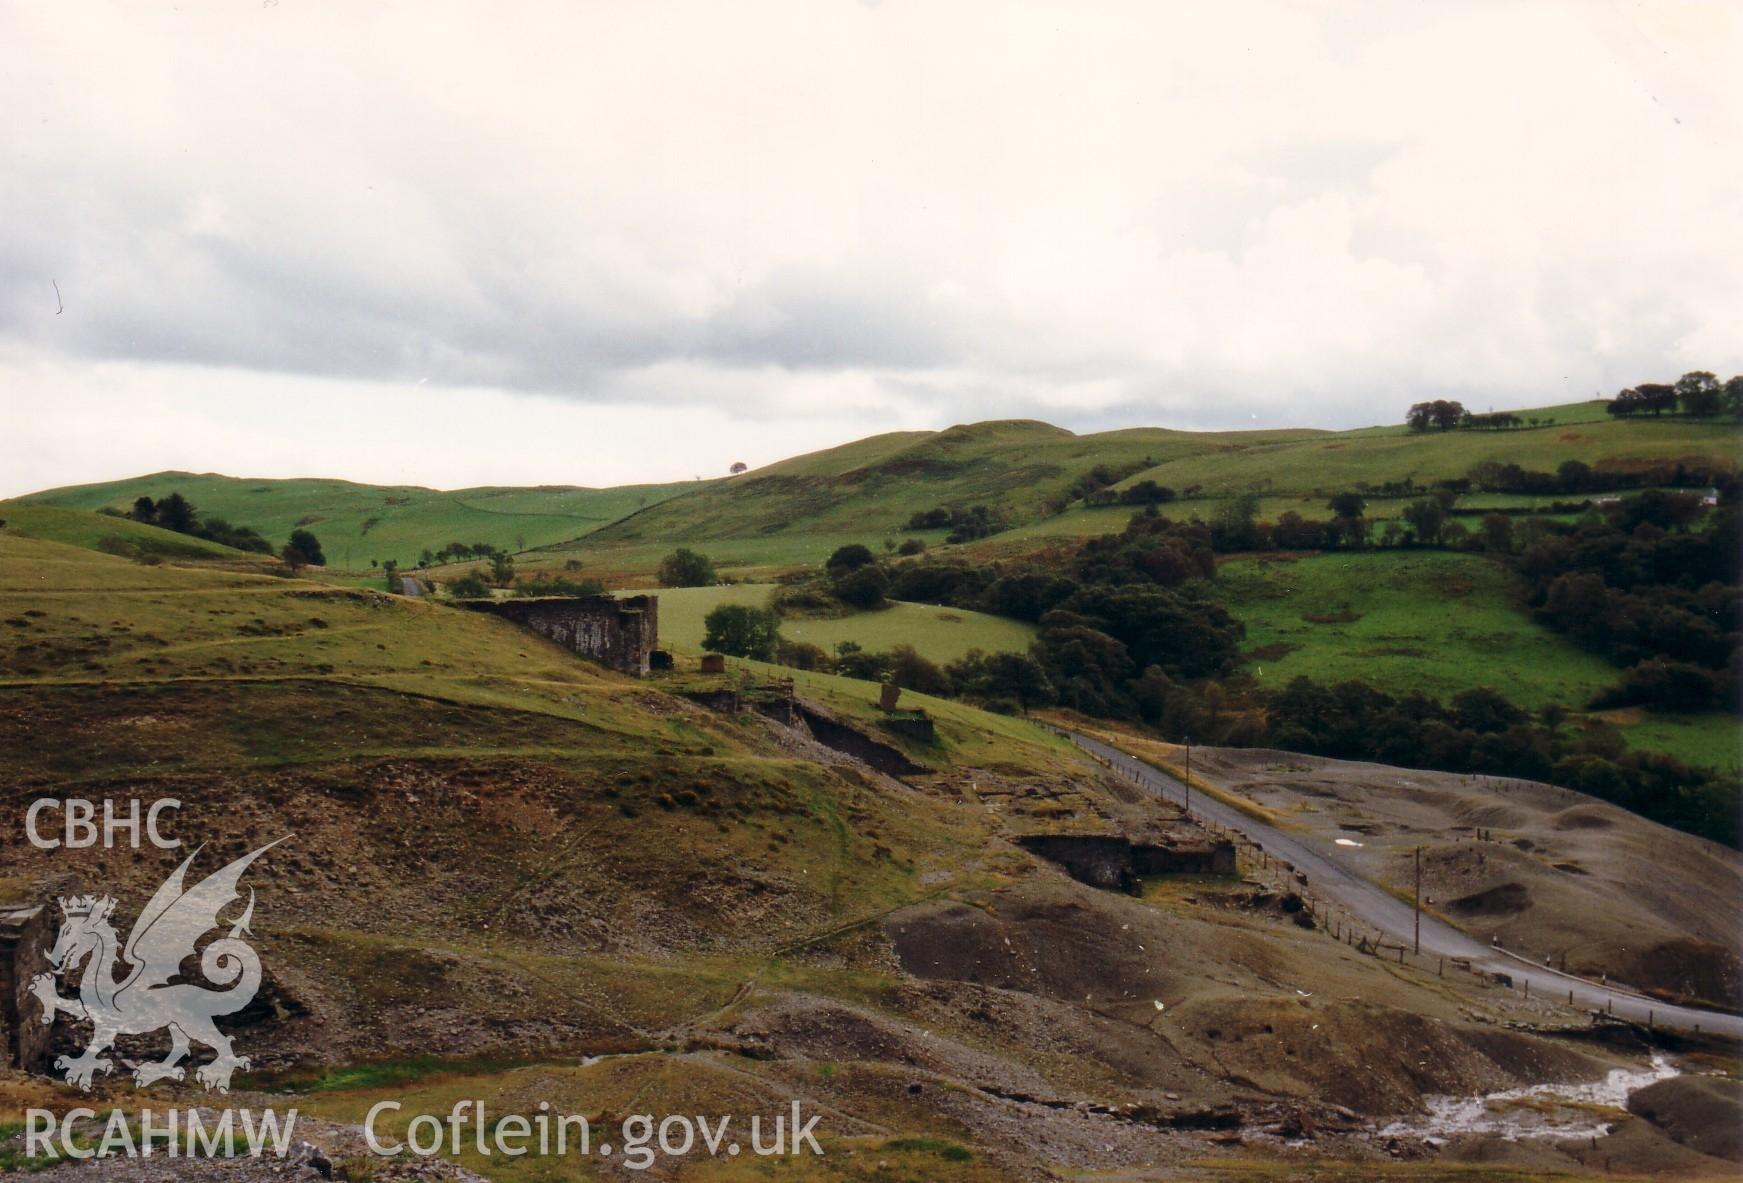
635;584;1036;663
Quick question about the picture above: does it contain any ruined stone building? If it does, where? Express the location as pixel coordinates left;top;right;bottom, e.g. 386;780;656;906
465;594;659;676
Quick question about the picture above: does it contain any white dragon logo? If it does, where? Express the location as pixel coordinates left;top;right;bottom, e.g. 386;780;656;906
29;840;283;1092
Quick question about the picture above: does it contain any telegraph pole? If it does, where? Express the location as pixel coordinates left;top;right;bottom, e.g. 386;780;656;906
1413;846;1422;955
1183;737;1191;816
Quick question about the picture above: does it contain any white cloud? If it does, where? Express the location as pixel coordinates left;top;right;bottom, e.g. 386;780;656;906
0;0;1738;494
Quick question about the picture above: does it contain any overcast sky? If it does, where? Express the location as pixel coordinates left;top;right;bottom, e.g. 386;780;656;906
3;1;1739;496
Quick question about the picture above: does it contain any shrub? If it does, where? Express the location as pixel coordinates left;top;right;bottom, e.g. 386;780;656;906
447;570;491;599
702;604;781;660
826;543;877;573
284;528;326;567
775;640;831;671
514;575;606;597
658;548;717;587
832;564;890;609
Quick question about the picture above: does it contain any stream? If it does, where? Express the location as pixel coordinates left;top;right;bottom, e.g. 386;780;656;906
1379;1055;1680;1143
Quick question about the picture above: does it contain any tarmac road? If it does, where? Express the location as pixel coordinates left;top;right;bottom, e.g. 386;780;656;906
1068;730;1743;1041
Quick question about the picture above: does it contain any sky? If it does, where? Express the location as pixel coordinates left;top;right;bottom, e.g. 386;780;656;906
2;0;1740;496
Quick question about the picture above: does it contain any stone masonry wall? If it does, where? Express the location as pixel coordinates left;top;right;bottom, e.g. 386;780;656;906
0;903;52;1070
466;595;659;676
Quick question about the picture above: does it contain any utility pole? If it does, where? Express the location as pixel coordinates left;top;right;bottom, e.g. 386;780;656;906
1413;846;1422;955
1183;738;1191;816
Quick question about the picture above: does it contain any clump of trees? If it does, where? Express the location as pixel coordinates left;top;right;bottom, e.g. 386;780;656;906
1461;411;1524;430
702;603;781;661
1608;371;1743;420
280;528;326;570
775;511;1243;719
1407;372;1743;430
1521;492;1740;715
120;493;274;554
418;540;502;567
904;505;1008;543
513;571;606;597
1047;459;1154;513
447;570;491;598
1406;400;1467;431
658;548;717;587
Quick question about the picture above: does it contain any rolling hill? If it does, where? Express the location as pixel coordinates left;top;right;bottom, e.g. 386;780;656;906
18;471;705;569
1111;408;1736;500
570;419;1327;570
0;499;253;560
24;406;1739;583
544;407;1740;580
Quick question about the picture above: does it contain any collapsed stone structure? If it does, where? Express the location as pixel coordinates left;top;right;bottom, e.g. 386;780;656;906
1018;833;1237;894
465;594;659;676
0;901;52;1069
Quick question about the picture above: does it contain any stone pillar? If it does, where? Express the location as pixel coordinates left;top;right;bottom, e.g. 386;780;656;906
0;903;53;1070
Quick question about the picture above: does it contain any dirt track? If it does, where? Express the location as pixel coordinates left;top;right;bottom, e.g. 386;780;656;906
1068;732;1743;1040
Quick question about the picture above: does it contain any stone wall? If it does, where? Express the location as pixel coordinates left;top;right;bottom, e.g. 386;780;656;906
466;595;658;676
0;902;52;1070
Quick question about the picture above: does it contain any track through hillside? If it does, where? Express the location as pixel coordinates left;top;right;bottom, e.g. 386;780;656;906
1066;731;1743;1041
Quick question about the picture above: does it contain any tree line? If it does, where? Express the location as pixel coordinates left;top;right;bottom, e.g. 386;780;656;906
695;487;1739;845
108;493;324;568
1607;372;1742;419
1404;370;1742;431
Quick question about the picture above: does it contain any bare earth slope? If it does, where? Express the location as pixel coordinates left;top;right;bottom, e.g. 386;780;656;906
1177;745;1743;1006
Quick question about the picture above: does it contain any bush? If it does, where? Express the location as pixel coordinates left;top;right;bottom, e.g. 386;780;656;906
284;528;326;567
775;640;831;671
447;570;491;599
770;583;840;616
702;604;781;660
905;507;953;530
826;543;877;573
832;564;890;609
888;645;951;696
658;548;717;587
897;538;927;556
514;575;606;597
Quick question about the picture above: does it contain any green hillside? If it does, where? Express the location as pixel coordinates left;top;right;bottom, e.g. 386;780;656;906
0;499;247;560
1214;550;1618;709
578;420;1324;548
28;406;1736;582
1114;413;1738;500
22;471;705;569
640;583;1036;662
551;410;1738;580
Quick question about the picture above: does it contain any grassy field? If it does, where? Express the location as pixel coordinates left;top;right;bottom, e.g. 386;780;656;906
519;531;869;585
552;411;1737;578
1610;711;1742;776
1214;550;1620;708
571;419;1326;562
635;584;1036;662
0;498;250;560
21;472;705;569
1114;414;1739;500
946;491;1623;557
1211;549;1738;770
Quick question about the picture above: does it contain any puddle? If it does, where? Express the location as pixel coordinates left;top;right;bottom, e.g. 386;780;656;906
1380;1055;1678;1143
